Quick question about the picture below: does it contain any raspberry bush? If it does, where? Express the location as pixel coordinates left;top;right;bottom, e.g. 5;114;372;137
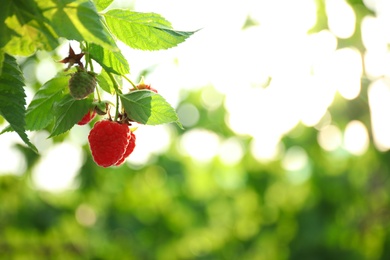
0;0;195;166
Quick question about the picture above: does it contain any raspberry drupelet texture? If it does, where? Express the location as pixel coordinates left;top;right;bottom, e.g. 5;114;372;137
115;131;136;166
69;70;97;100
88;120;130;167
77;109;96;125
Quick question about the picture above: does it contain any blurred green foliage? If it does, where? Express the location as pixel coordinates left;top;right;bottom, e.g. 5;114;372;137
2;1;390;260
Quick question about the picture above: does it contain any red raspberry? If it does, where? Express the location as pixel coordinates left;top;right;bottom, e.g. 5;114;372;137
88;120;130;167
136;81;158;93
115;131;136;166
148;86;158;93
77;109;96;125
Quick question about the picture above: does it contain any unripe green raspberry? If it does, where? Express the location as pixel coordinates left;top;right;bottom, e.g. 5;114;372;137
69;70;97;100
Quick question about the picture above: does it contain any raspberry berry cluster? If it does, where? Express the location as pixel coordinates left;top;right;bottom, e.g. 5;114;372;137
60;45;151;167
76;106;136;167
88;119;136;167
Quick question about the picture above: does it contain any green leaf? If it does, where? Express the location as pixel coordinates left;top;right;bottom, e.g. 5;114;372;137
97;69;115;94
25;75;69;131
49;94;93;137
0;0;13;49
93;0;114;12
3;0;58;56
120;90;183;128
89;43;129;75
0;54;37;152
37;0;117;51
0;51;4;76
104;10;196;51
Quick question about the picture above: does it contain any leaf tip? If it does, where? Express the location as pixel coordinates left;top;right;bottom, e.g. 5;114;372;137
29;143;39;154
175;120;184;130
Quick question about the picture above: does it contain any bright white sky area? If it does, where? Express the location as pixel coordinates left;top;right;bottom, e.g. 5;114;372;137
1;0;390;192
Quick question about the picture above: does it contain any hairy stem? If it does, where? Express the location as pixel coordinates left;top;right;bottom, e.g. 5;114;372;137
95;85;102;102
108;72;121;121
122;75;138;89
83;42;94;71
114;93;119;121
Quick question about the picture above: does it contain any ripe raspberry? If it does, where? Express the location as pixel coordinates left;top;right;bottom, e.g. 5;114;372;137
115;131;136;166
88;120;130;167
77;109;96;125
69;69;97;99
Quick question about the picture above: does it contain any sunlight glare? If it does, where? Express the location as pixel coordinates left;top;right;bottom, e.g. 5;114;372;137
361;16;390;78
335;48;362;100
343;120;369;156
128;0;338;163
282;146;308;171
177;103;200;128
375;0;390;43
32;142;83;192
362;0;376;11
314;111;332;130
250;134;284;162
135;0;247;31
75;204;97;227
200;87;224;111
31;130;52;154
299;77;332;127
326;0;356;39
364;51;390;78
0;132;26;175
317;48;362;100
361;16;388;52
127;125;172;165
248;0;317;33
282;146;311;184
317;125;342;151
180;128;220;162
218;137;244;166
308;30;338;67
69;125;91;146
368;79;390;151
35;58;58;85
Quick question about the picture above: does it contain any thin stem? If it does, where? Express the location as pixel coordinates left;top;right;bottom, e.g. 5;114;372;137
83;42;100;101
80;42;88;70
95;85;102;102
84;42;94;71
107;72;121;121
107;72;121;94
115;93;119;122
88;57;94;72
87;46;94;71
122;75;138;89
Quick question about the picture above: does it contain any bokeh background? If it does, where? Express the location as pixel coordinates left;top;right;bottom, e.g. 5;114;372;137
2;0;390;259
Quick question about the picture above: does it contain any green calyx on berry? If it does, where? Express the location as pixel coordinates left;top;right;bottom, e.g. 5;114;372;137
93;100;112;116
